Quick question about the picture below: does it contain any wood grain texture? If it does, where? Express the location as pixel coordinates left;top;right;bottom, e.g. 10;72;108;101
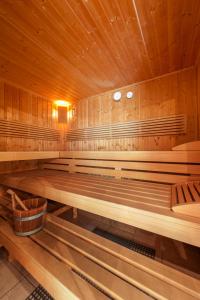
197;60;200;139
46;215;200;300
65;114;186;141
1;169;200;247
0;81;66;174
0;160;39;176
0;81;65;151
0;152;59;162
33;231;150;300
0;119;60;141
172;141;200;151
172;181;200;218
55;150;200;186
0;219;108;300
59;149;200;163
0;0;200;100
66;67;198;150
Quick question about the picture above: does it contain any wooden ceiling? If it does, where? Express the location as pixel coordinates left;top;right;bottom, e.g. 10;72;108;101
0;0;200;102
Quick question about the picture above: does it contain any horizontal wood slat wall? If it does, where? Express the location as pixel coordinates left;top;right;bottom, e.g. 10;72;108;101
66;68;198;151
0;81;65;151
0;118;60;141
0;81;66;173
65;114;186;141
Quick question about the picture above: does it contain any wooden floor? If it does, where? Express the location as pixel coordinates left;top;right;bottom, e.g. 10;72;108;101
1;169;200;247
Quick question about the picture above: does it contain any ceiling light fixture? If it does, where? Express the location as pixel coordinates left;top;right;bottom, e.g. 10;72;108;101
54;100;71;107
113;91;121;101
126;91;134;99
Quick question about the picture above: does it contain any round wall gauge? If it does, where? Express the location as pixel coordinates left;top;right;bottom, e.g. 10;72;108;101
127;91;133;99
113;91;121;101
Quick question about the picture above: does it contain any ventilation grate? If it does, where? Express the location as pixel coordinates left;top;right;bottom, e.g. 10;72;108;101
72;269;114;299
93;228;155;259
26;285;54;300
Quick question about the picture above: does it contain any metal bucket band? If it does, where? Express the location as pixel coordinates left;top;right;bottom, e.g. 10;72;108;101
14;210;46;222
15;224;44;236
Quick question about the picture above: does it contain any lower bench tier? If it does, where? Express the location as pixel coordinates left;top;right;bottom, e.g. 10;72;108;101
1;169;200;247
0;215;200;300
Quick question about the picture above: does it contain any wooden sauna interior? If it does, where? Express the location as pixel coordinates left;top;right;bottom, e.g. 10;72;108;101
0;1;200;299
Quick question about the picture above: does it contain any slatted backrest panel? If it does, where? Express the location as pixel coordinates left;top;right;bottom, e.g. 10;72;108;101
65;115;186;141
42;150;200;184
0;119;61;141
171;181;200;218
172;181;200;206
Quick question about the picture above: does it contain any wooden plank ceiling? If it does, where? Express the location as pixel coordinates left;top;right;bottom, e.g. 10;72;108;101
0;0;200;102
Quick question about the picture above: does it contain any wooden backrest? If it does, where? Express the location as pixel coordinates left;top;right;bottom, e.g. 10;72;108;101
171;181;200;218
42;144;200;184
0;119;60;141
65;114;186;141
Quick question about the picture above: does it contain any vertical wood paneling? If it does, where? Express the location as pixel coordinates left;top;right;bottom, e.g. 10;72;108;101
197;61;200;139
0;81;64;151
0;81;65;173
66;67;198;151
0;0;200;101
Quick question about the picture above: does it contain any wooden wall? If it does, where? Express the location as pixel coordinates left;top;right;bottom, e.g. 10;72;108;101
0;81;65;151
66;67;198;151
197;61;200;139
0;81;65;173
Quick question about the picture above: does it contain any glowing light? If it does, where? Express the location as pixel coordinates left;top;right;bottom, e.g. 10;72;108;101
52;108;58;119
67;108;75;120
67;110;73;120
54;100;71;107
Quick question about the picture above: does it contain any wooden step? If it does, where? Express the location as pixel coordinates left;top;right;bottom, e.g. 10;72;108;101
46;215;200;300
0;218;110;300
1;214;200;299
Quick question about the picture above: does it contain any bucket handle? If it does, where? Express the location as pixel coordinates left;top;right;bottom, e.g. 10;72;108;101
7;189;28;211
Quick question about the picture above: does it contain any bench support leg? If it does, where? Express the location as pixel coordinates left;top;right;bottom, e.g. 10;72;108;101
8;253;15;263
73;208;78;219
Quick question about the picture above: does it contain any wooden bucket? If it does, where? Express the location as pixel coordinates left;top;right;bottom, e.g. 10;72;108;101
13;198;47;236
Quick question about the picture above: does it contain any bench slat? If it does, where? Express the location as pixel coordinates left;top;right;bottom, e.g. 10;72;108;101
47;215;200;300
1;170;200;247
50;177;170;201
49;158;200;175
194;182;200;194
43;163;191;184
0;219;108;300
59;151;200;164
177;185;185;204
182;183;193;203
0;152;59;162
188;183;200;202
38;175;169;208
171;185;178;207
171;182;200;218
43;221;187;300
32;231;150;300
50;171;171;192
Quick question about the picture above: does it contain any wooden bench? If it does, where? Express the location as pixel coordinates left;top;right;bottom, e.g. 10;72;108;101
0;151;59;162
0;215;200;300
0;142;200;247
